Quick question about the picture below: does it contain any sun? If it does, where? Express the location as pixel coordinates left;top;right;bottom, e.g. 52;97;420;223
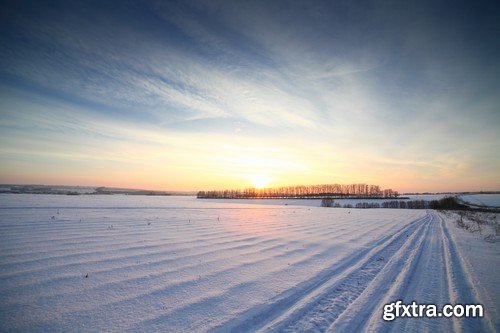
250;175;271;189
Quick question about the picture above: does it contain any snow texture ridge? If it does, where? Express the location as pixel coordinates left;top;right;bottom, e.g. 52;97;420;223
0;194;497;332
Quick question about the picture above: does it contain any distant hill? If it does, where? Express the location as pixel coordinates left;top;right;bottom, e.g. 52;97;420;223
0;184;196;196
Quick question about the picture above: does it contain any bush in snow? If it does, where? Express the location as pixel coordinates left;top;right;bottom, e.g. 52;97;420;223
321;197;334;207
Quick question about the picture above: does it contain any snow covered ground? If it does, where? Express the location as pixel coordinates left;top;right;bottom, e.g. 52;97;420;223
458;194;500;208
0;194;497;332
204;194;457;209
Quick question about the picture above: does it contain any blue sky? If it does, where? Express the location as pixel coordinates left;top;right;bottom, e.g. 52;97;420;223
0;0;499;191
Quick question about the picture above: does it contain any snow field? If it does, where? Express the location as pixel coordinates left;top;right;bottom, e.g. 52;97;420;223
458;194;500;208
0;195;497;332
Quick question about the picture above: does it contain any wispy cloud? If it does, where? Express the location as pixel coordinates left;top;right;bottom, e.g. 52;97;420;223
0;0;499;191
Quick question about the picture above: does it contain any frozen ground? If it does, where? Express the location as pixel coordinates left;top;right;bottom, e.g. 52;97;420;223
0;194;497;332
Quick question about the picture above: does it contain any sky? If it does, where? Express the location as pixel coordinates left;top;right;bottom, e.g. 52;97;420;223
0;0;499;192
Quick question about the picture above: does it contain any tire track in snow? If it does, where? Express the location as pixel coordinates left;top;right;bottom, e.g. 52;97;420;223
328;211;434;332
439;212;491;333
333;211;491;333
213;212;431;332
264;213;431;332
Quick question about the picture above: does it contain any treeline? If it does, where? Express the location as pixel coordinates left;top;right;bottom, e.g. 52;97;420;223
381;197;468;209
197;183;399;199
322;197;468;210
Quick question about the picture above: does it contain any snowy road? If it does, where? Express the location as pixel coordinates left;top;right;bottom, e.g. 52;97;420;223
217;211;492;332
0;195;497;332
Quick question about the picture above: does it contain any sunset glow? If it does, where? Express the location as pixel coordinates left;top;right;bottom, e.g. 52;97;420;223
0;1;498;192
249;175;271;189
